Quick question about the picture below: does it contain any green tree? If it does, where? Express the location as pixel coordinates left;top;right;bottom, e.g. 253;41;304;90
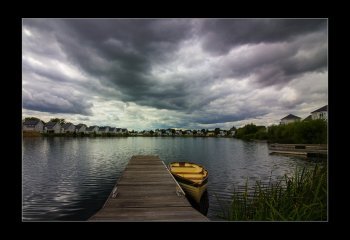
235;124;267;140
255;127;268;140
214;128;221;135
50;118;66;124
267;119;327;144
24;117;41;122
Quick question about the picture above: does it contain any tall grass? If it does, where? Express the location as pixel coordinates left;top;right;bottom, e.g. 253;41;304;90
218;164;327;221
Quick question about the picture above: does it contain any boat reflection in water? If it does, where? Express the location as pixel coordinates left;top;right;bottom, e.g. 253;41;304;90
168;162;209;216
187;190;209;216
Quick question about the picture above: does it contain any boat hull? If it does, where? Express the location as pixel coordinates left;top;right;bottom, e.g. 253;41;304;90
177;180;208;203
169;162;209;203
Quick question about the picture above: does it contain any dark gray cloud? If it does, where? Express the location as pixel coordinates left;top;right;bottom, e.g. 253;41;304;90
56;19;193;72
22;19;328;128
196;19;326;54
23;89;93;115
192;19;327;87
24;19;195;111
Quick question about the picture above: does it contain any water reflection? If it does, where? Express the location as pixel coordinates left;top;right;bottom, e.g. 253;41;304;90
187;190;209;216
23;137;321;221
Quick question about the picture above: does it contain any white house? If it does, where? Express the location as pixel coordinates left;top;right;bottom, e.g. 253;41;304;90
143;130;150;135
129;131;138;136
184;130;192;135
98;126;110;133
61;123;76;133
116;128;122;134
311;105;328;120
23;119;44;133
121;128;128;135
86;126;99;134
218;130;226;137
196;130;204;136
207;132;215;136
75;124;87;133
154;129;161;136
303;115;312;121
109;127;117;133
280;114;301;125
175;130;182;136
44;122;61;133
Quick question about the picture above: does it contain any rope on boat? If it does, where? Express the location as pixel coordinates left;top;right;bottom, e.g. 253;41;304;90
162;161;186;197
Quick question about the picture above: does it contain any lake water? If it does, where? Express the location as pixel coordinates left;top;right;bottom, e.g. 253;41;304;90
22;137;317;221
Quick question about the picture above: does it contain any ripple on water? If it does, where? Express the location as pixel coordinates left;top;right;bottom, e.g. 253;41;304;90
23;137;321;221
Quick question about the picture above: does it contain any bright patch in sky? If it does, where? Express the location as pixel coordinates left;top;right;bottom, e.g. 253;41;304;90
22;19;328;130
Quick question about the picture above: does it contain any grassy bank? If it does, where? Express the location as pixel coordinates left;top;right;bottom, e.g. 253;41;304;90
218;164;327;221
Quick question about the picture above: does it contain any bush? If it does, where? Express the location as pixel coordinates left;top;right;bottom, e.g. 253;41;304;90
235;124;267;140
267;119;327;144
218;164;327;221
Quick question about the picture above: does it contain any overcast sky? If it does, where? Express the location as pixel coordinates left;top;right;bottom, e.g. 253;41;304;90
22;19;327;130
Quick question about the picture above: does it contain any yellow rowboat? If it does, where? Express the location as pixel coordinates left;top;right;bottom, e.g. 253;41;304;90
168;162;208;203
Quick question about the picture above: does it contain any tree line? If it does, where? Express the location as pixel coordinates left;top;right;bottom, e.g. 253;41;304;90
235;119;327;144
24;117;66;125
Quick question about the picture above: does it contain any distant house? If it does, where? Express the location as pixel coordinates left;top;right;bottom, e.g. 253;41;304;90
109;127;117;133
228;130;236;136
303;115;312;121
311;105;328;120
61;123;76;133
154;129;161;136
129;130;137;136
197;130;205;136
23;119;44;133
218;130;226;137
175;130;182;136
184;130;192;135
75;124;87;133
280;114;301;125
45;121;61;133
206;131;215;136
143;130;150;135
86;126;99;134
115;128;121;134
98;126;110;133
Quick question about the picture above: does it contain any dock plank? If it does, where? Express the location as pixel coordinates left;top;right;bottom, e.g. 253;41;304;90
89;155;208;221
90;207;207;221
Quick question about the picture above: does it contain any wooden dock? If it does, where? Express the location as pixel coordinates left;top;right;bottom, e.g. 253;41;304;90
268;144;327;158
89;155;209;221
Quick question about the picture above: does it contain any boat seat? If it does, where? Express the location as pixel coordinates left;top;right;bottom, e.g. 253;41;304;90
171;170;202;174
170;166;202;173
177;173;206;179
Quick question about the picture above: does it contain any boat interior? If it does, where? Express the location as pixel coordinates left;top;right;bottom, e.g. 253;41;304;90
169;162;208;184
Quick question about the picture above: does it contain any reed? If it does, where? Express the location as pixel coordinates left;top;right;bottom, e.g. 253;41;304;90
219;164;327;221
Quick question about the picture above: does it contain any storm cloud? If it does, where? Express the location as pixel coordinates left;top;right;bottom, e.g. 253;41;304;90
22;19;328;129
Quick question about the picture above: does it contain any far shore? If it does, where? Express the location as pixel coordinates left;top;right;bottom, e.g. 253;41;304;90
22;131;236;138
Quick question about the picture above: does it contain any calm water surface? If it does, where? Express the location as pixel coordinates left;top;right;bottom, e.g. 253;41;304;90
22;137;317;221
